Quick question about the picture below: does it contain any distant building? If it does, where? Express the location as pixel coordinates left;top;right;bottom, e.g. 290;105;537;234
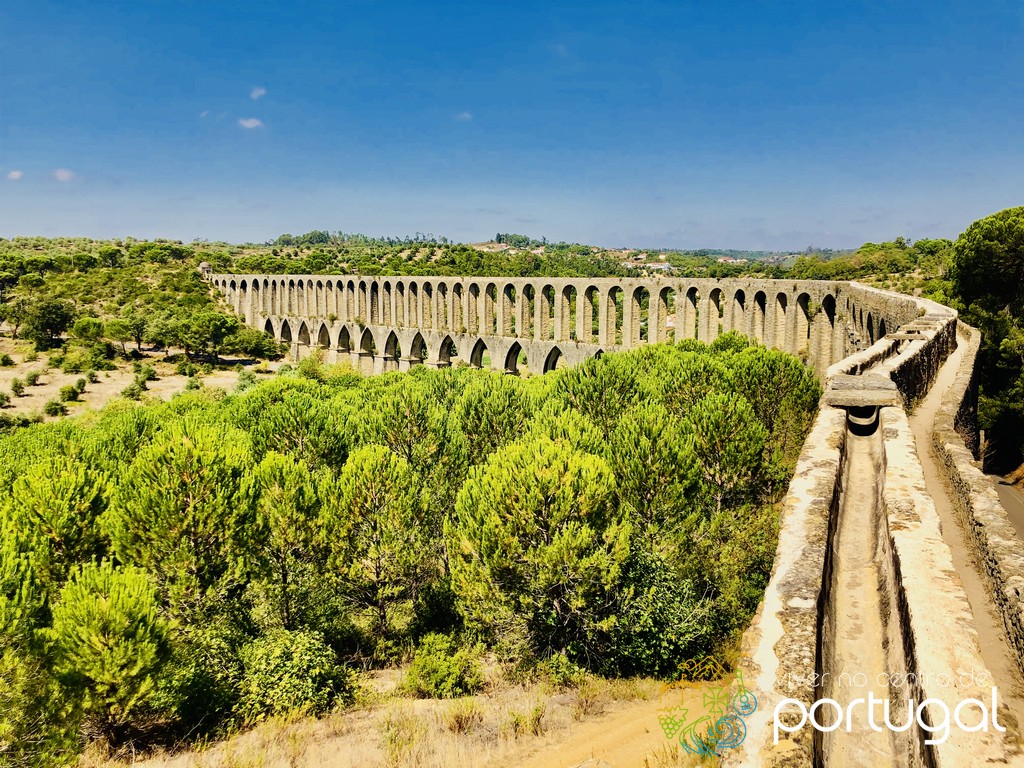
716;257;748;264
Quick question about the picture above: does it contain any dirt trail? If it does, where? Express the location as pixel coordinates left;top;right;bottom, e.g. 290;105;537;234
907;340;1024;736
511;684;713;768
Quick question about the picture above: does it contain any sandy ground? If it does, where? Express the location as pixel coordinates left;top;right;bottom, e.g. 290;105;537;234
83;673;720;768
0;335;272;422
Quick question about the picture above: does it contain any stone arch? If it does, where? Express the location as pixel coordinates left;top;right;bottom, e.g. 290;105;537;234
315;280;324;316
774;293;788;349
866;311;875;344
543;346;564;373
541;284;556;341
382;281;393;325
410;332;427;361
502;284;517;336
337;326;352;353
384;331;401;361
796;293;812;356
560;285;577;341
630;286;650;344
287;279;297;315
422;282;434;330
731;290;746;334
437;283;450;331
656;287;675;343
468;283;480;334
368;281;380;325
607;286;624;345
469;338;489;369
264;318;274;336
581;286;599;344
682;287;699;340
878;317;887;339
504;341;523;375
359;327;376;355
297;322;311;349
280;319;293;343
317;323;331;350
753;291;767;343
437;334;457;365
346;280;356;321
271;281;279;315
485;283;498;335
452;284;465;332
396;281;407;327
708;288;724;341
521;284;536;339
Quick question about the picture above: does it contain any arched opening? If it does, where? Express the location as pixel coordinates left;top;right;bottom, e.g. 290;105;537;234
297;322;311;347
337;326;351;353
753;291;767;343
410;332;427;362
502;284;517;336
422;283;434;330
469;339;489;369
878;317;887;339
608;286;624;345
382;282;393;325
271;281;279;315
468;284;480;334
541;285;556;341
317;323;331;349
452;284;465;332
774;293;788;349
485;283;498;335
543;346;564;373
437;283;449;330
683;287;699;340
560;286;577;341
731;290;746;334
582;286;599;344
264;318;274;336
796;293;811;355
346;280;356;321
280;320;293;344
656;287;675;343
287;280;297;315
396;282;407;327
866;312;875;344
521;285;536;339
631;287;650;344
504;341;523;375
359;328;376;356
384;331;401;362
438;335;459;365
708;288;724;341
315;280;324;316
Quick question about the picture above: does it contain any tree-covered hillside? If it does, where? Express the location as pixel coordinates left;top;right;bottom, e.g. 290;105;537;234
0;335;819;764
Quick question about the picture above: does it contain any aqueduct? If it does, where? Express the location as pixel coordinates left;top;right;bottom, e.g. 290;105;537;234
207;269;1024;766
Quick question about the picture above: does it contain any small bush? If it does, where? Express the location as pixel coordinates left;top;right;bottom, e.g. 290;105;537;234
58;385;79;403
0;392;9;408
44;400;67;417
24;371;40;386
185;376;201;391
48;352;65;368
443;698;483;734
199;363;213;375
23;350;38;363
503;701;546;738
538;651;587;688
405;634;484;699
0;353;13;366
121;382;144;401
175;361;198;377
379;708;427;767
236;370;256;392
137;364;157;382
237;629;353;722
10;378;25;397
86;370;99;384
74;378;87;393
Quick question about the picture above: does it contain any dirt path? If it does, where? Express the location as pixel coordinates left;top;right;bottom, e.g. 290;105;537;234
512;684;713;768
907;340;1024;736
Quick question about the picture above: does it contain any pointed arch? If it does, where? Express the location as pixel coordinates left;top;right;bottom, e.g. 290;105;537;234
297;322;311;347
317;323;331;349
280;320;293;343
337;326;352;353
469;338;488;369
264;318;274;336
504;341;523;375
359;327;376;355
384;331;401;360
410;332;427;361
543;346;563;373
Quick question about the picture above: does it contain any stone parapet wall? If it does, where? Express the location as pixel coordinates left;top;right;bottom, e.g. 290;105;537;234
932;322;1024;676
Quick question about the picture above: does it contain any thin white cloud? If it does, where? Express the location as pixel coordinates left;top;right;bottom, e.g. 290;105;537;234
250;86;267;100
6;170;23;181
238;118;264;129
53;168;75;182
199;110;210;118
455;111;473;122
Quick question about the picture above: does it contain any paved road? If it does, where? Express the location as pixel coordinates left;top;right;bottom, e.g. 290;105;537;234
996;481;1024;543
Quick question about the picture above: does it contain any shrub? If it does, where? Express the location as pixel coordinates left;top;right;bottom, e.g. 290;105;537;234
537;651;587;688
44;399;67;416
46;561;170;742
503;701;546;738
175;361;198;377
47;351;65;368
86;370;99;383
405;634;484;699
0;353;13;366
185;376;201;391
443;698;483;734
0;392;9;408
137;364;157;382
10;378;25;397
74;378;87;393
58;385;79;403
24;371;40;386
236;370;256;392
379;708;427;766
237;630;353;721
200;363;213;375
23;350;38;363
121;382;144;400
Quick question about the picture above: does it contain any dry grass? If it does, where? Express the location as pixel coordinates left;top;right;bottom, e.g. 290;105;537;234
81;672;663;768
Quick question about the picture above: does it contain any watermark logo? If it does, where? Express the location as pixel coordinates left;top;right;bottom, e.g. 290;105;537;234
656;657;759;756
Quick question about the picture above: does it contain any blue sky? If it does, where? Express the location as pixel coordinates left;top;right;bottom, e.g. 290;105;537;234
1;0;1021;249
